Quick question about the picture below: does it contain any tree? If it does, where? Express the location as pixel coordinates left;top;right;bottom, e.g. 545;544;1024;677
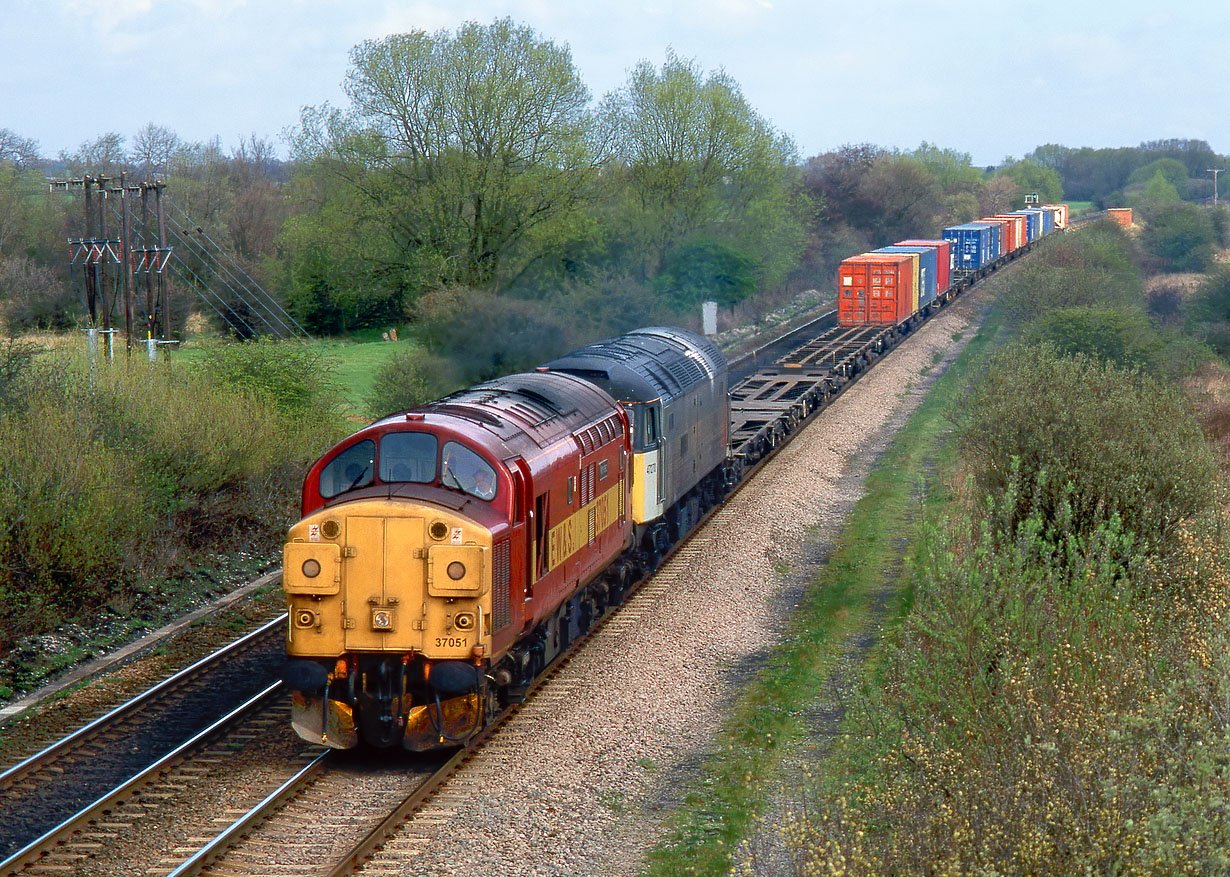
130;124;184;181
912;142;981;191
0;129;40;168
857;153;942;242
979;174;1020;215
997;159;1063;206
60;132;127;176
288;18;601;295
602;52;803;287
1127;157;1189;190
1140;170;1182;208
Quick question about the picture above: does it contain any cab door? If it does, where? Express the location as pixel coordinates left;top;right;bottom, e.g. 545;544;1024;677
630;402;665;524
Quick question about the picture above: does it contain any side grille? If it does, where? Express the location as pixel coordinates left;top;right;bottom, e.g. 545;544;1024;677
493;540;511;631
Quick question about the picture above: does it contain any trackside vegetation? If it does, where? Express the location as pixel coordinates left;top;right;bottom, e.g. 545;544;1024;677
649;220;1230;874
0;342;343;692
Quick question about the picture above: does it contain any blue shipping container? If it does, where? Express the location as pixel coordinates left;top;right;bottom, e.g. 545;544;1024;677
1018;209;1047;239
1010;209;1041;241
1024;208;1047;238
877;246;938;307
943;224;995;272
969;221;1002;259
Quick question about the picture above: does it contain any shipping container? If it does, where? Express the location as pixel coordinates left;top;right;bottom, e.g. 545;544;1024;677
1008;209;1041;241
837;253;917;326
943;224;996;272
1108;207;1133;227
991;214;1026;253
896;239;951;295
978;217;1011;256
1043;204;1069;229
968;221;1002;258
877;246;937;308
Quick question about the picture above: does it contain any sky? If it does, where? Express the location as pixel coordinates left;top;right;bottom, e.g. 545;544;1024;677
1;0;1227;169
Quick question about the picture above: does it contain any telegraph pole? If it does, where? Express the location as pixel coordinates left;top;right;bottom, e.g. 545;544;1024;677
1209;168;1225;205
51;174;174;359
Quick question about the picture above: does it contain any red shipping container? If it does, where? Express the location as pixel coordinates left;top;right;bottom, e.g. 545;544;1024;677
837;253;916;326
990;215;1024;253
896;239;951;293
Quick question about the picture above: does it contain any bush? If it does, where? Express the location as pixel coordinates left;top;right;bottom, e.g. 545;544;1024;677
418;287;574;384
956;344;1218;545
0;345;337;658
192;337;343;418
366;346;461;418
800;493;1230;874
654;238;759;308
996;221;1143;327
543;273;682;340
1019;305;1160;369
0;257;78;331
1141;203;1217;273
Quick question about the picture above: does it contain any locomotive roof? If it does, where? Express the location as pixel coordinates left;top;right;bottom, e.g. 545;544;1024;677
372;370;619;456
543;326;727;406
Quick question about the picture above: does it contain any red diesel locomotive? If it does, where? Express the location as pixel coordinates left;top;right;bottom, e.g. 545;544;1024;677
282;328;729;751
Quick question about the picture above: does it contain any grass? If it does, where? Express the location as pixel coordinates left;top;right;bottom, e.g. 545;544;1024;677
172;334;416;420
644;309;1004;876
310;336;421;419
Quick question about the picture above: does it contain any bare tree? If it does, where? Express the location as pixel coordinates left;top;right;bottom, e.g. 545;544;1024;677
0;129;41;168
131;123;183;180
60;132;127;176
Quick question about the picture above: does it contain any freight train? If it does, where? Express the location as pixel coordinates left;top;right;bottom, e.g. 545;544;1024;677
281;204;1068;752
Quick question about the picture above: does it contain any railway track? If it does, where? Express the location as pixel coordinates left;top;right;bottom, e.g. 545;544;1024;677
0;618;288;873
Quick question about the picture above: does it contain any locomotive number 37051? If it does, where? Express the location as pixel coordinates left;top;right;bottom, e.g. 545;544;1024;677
436;636;468;648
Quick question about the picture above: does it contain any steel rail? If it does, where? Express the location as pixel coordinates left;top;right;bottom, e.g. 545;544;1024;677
0;613;286;791
165;750;332;877
0;682;285;874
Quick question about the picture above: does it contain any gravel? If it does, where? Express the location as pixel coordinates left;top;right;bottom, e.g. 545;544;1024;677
359;286;997;876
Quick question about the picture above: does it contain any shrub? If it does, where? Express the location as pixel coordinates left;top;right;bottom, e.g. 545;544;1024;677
1019;305;1159;369
797;494;1230;874
0;257;78;331
996;221;1143;327
1141;203;1217;273
543;273;682;340
366;346;461;418
0;344;336;659
956;344;1218;545
418;287;574;383
192;337;343;419
654;239;759;308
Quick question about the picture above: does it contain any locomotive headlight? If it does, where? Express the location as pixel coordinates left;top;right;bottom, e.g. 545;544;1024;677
447;561;467;581
294;609;317;628
301;558;322;578
454;612;475;631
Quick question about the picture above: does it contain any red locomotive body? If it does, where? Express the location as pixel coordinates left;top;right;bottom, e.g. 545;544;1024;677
285;371;633;750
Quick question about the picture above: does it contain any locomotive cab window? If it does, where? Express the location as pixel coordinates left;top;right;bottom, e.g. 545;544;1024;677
440;441;498;501
378;432;438;484
319;439;375;499
632;405;660;452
